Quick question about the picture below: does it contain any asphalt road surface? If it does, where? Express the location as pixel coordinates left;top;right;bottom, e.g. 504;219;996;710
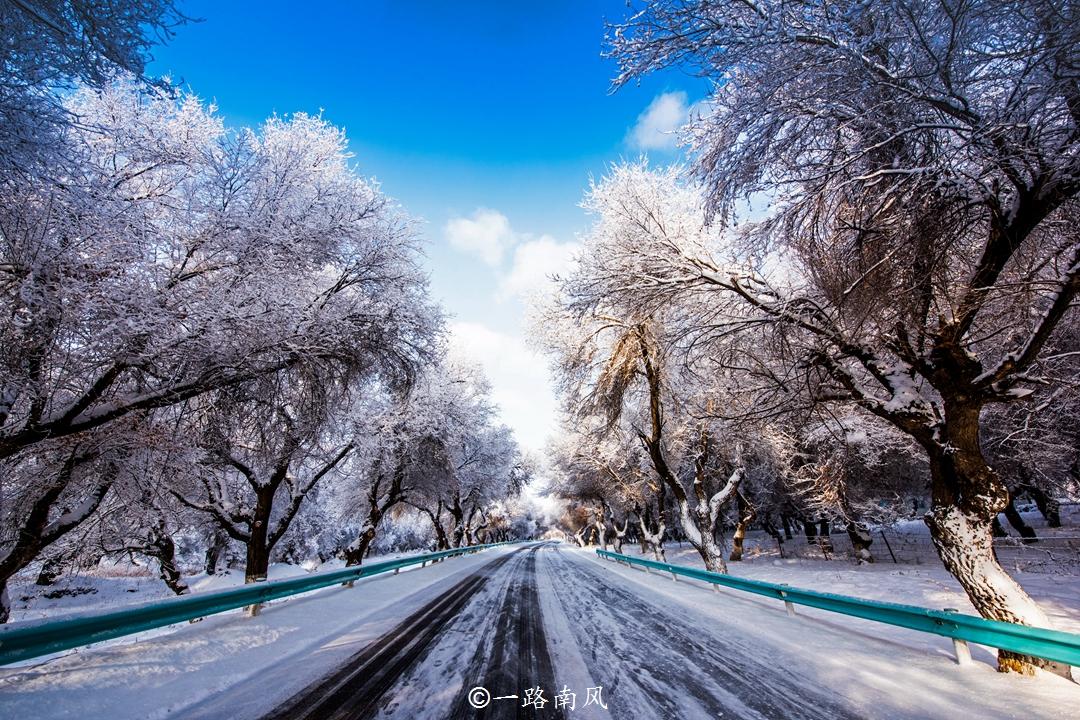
261;543;866;720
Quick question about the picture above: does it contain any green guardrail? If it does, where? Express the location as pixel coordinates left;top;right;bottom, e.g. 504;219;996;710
0;541;518;666
596;549;1080;668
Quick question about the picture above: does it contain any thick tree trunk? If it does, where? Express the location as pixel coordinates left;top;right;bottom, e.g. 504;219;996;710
611;513;630;554
244;486;274;584
152;534;189;596
677;499;727;573
923;418;1072;679
432;512;451;550
245;530;270;584
344;524;377;567
573;526;588;548
450;494;466;548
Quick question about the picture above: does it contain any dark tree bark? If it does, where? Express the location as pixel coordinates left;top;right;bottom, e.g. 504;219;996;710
0;449;117;623
345;455;407;567
1002;492;1037;543
780;514;794;540
846;522;874;564
146;521;188;596
1016;468;1061;527
204;529;227;575
413;499;451;551
174;432;352;587
35;556;63;586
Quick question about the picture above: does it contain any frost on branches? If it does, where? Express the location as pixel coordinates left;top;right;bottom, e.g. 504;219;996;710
595;0;1080;676
0;79;443;619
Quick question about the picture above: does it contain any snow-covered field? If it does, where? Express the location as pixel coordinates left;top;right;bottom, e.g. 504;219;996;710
4;550;430;626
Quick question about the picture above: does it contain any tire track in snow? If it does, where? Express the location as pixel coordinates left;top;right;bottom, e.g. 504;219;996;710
445;542;565;720
264;549;521;720
541;545;866;720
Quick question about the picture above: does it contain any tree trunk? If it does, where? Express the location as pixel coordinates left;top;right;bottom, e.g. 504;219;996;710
36;556;63;586
204;530;226;575
152;531;189;596
846;522;874;564
762;514;785;558
245;486;274;583
923;422;1072;679
0;452;117;623
636;502;667;561
344;525;377;566
1002;491;1037;543
611;513;630;554
729;491;755;562
676;499;727;573
593;503;609;551
450;494;466;548
1020;483;1061;528
818;518;833;556
416;499;451;551
245;529;270;583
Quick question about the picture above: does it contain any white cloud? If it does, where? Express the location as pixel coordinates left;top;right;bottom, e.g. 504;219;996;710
498;235;579;303
449;321;557;455
444;208;516;266
628;91;689;151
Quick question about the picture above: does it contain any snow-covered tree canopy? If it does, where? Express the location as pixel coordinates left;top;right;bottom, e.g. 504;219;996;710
602;0;1080;674
0;80;440;461
0;0;185;176
0;78;445;614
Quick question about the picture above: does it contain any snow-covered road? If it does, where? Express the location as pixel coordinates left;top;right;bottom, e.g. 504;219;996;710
1;542;1077;719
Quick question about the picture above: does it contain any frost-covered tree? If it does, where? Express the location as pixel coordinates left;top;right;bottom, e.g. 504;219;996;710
0;80;438;612
539;233;752;572
172;370;359;584
0;0;184;176
403;358;526;550
607;0;1080;675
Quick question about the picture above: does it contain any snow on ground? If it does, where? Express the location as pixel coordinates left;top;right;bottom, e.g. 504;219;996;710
569;545;1080;718
644;539;1080;635
5;550;432;625
1;540;1077;719
0;547;516;720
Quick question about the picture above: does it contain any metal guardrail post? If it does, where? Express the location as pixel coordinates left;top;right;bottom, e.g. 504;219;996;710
780;587;796;617
944;609;971;665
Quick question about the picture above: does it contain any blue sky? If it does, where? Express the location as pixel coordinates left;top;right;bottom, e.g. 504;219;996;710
150;1;704;453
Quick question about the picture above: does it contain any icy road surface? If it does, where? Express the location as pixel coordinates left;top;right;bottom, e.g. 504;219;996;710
1;542;1077;719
